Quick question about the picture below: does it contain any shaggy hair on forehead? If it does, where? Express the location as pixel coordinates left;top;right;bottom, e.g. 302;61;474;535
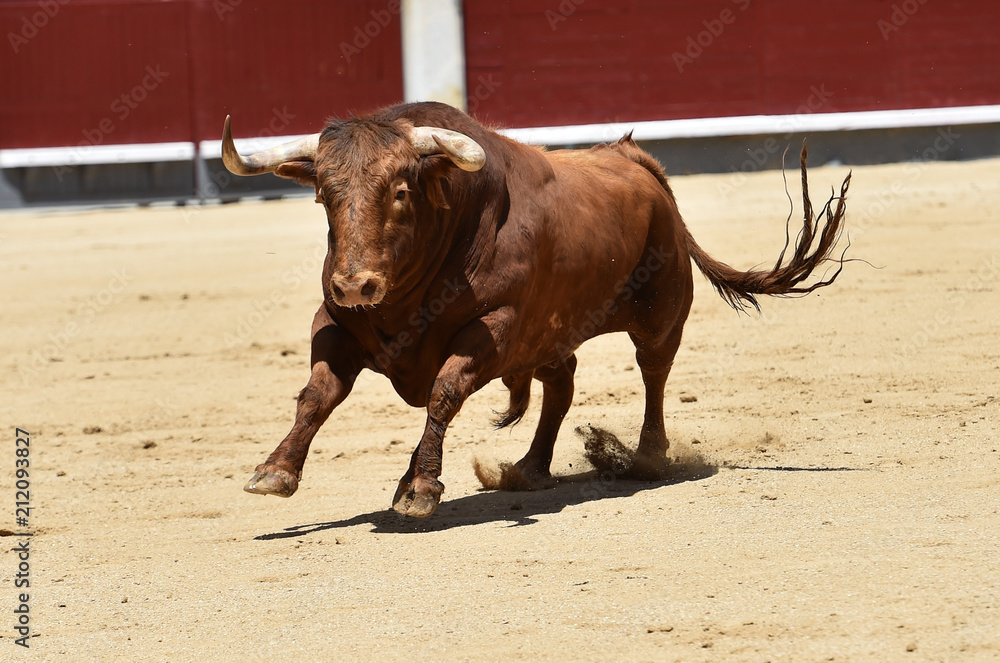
319;118;415;167
316;118;423;198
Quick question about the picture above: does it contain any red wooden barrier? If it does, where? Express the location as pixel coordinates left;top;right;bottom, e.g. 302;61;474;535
463;0;1000;128
3;0;997;149
0;0;404;149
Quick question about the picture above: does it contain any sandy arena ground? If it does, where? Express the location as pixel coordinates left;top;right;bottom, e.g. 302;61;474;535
2;156;999;661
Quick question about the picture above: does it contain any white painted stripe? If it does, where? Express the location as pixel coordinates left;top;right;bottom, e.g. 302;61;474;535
499;104;1000;145
0;141;195;168
4;105;998;168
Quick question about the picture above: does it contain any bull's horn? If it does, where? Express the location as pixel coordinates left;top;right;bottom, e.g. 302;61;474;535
222;115;321;176
410;127;486;172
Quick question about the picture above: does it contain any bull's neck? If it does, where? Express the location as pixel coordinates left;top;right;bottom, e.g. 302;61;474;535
378;202;489;322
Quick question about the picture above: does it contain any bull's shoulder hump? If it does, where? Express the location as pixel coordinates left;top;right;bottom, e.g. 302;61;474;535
542;147;667;193
544;147;651;173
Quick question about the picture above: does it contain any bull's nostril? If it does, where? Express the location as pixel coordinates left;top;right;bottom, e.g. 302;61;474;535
361;282;377;298
333;286;346;301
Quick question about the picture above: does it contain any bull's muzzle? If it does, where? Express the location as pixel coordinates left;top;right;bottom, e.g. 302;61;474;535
331;271;387;307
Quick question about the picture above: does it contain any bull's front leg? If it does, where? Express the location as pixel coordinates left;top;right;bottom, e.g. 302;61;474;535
392;320;504;517
245;305;364;497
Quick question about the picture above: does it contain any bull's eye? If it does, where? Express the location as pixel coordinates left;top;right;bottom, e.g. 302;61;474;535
395;189;407;201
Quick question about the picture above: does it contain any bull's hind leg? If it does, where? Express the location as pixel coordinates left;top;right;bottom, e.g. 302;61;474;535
627;320;686;479
513;354;578;488
245;305;362;497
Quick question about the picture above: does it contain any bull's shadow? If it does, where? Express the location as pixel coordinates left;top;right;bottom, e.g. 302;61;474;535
254;459;717;539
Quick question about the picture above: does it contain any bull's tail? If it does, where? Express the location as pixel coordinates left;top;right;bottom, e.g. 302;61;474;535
685;142;851;313
493;371;532;429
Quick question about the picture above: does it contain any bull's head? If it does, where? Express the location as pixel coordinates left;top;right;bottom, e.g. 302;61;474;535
221;115;485;307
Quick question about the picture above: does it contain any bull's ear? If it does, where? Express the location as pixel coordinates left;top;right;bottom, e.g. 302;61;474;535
425;174;451;209
420;157;451;209
274;160;317;187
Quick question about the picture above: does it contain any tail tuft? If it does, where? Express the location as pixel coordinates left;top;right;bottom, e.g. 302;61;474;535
686;141;852;313
493;372;532;429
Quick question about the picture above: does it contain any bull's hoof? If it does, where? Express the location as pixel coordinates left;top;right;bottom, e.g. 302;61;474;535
512;461;557;490
473;458;556;491
244;465;298;497
392;477;444;517
622;452;672;481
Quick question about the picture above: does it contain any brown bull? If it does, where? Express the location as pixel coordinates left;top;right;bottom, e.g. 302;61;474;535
222;101;850;517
